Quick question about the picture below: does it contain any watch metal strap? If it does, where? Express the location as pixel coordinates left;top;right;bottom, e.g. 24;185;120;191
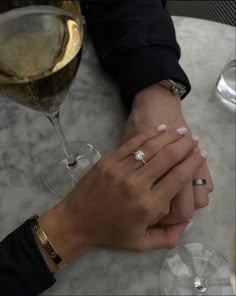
159;79;187;97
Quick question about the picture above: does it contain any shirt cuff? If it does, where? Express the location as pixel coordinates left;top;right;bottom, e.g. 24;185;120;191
0;220;56;295
110;46;191;108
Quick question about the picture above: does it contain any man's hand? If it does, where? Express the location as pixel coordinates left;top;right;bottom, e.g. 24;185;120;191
121;83;213;226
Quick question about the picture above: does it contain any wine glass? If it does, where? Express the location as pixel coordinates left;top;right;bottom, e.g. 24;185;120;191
160;243;234;295
0;1;100;196
230;236;236;293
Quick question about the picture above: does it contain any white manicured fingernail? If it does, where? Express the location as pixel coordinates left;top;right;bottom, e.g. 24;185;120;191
177;126;188;135
192;135;199;142
156;124;167;132
200;150;208;159
183;221;193;234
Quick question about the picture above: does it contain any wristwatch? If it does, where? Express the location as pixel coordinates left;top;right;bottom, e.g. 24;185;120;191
158;79;187;97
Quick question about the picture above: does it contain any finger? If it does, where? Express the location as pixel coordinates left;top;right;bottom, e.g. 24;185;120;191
122;126;189;170
133;222;188;251
139;134;199;184
152;150;208;205
204;164;214;193
159;183;195;225
193;166;209;209
113;125;166;162
149;203;171;227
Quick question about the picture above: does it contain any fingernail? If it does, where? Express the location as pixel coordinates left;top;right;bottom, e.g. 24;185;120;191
156;124;167;132
192;135;199;142
183;221;193;234
200;150;208;159
177;126;188;135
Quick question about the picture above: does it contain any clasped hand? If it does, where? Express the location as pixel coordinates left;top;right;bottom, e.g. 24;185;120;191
121;83;214;226
40;126;207;262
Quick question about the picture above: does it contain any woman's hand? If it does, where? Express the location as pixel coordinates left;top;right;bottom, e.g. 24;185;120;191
39;126;207;266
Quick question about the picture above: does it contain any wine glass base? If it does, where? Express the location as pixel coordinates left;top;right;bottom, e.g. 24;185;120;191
42;141;101;196
160;243;234;295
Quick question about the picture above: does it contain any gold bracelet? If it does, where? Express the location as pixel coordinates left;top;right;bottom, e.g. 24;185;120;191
29;215;67;270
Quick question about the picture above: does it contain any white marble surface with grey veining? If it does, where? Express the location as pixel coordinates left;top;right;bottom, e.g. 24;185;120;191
0;17;235;295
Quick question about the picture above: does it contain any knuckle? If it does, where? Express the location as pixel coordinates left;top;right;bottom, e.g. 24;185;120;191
120;175;140;196
121;174;135;188
134;244;146;253
196;196;209;209
138;202;151;218
203;197;210;207
135;198;151;218
173;167;189;185
166;238;178;249
160;204;170;217
146;142;161;158
105;166;117;179
165;145;180;162
95;159;116;179
170;202;195;221
182;209;194;221
125;137;140;152
95;158;108;173
194;153;206;168
187;135;196;147
172;205;194;221
207;183;214;193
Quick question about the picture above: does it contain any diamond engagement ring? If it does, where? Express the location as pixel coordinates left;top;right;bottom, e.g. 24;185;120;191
133;150;146;165
192;179;207;186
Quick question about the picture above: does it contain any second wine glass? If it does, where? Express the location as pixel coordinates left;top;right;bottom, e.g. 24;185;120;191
160;243;234;295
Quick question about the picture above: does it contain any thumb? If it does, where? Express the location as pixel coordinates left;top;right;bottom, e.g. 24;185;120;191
138;222;188;251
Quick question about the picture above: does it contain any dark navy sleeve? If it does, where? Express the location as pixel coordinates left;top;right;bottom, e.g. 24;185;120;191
81;0;191;108
0;220;56;296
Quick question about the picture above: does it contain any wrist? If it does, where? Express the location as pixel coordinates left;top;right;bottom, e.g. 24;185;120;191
32;227;58;273
132;83;184;127
38;202;89;264
134;83;181;108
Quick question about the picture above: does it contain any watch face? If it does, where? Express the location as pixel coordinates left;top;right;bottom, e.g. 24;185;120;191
158;80;186;97
168;80;186;96
169;80;185;89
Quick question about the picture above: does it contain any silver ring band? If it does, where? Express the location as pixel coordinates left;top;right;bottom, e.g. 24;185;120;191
133;150;146;165
192;179;207;186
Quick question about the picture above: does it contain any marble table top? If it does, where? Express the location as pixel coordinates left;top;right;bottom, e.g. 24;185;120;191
0;17;235;295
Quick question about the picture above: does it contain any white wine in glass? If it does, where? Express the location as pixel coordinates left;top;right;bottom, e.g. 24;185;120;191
0;1;100;196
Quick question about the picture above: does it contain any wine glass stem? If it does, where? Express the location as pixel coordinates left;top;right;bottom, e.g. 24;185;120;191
47;111;77;167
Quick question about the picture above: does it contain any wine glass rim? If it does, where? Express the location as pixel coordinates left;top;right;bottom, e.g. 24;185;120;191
0;5;73;21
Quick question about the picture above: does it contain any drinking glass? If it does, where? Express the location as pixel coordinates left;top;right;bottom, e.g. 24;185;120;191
215;47;236;112
160;243;234;295
230;237;236;293
0;1;100;196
